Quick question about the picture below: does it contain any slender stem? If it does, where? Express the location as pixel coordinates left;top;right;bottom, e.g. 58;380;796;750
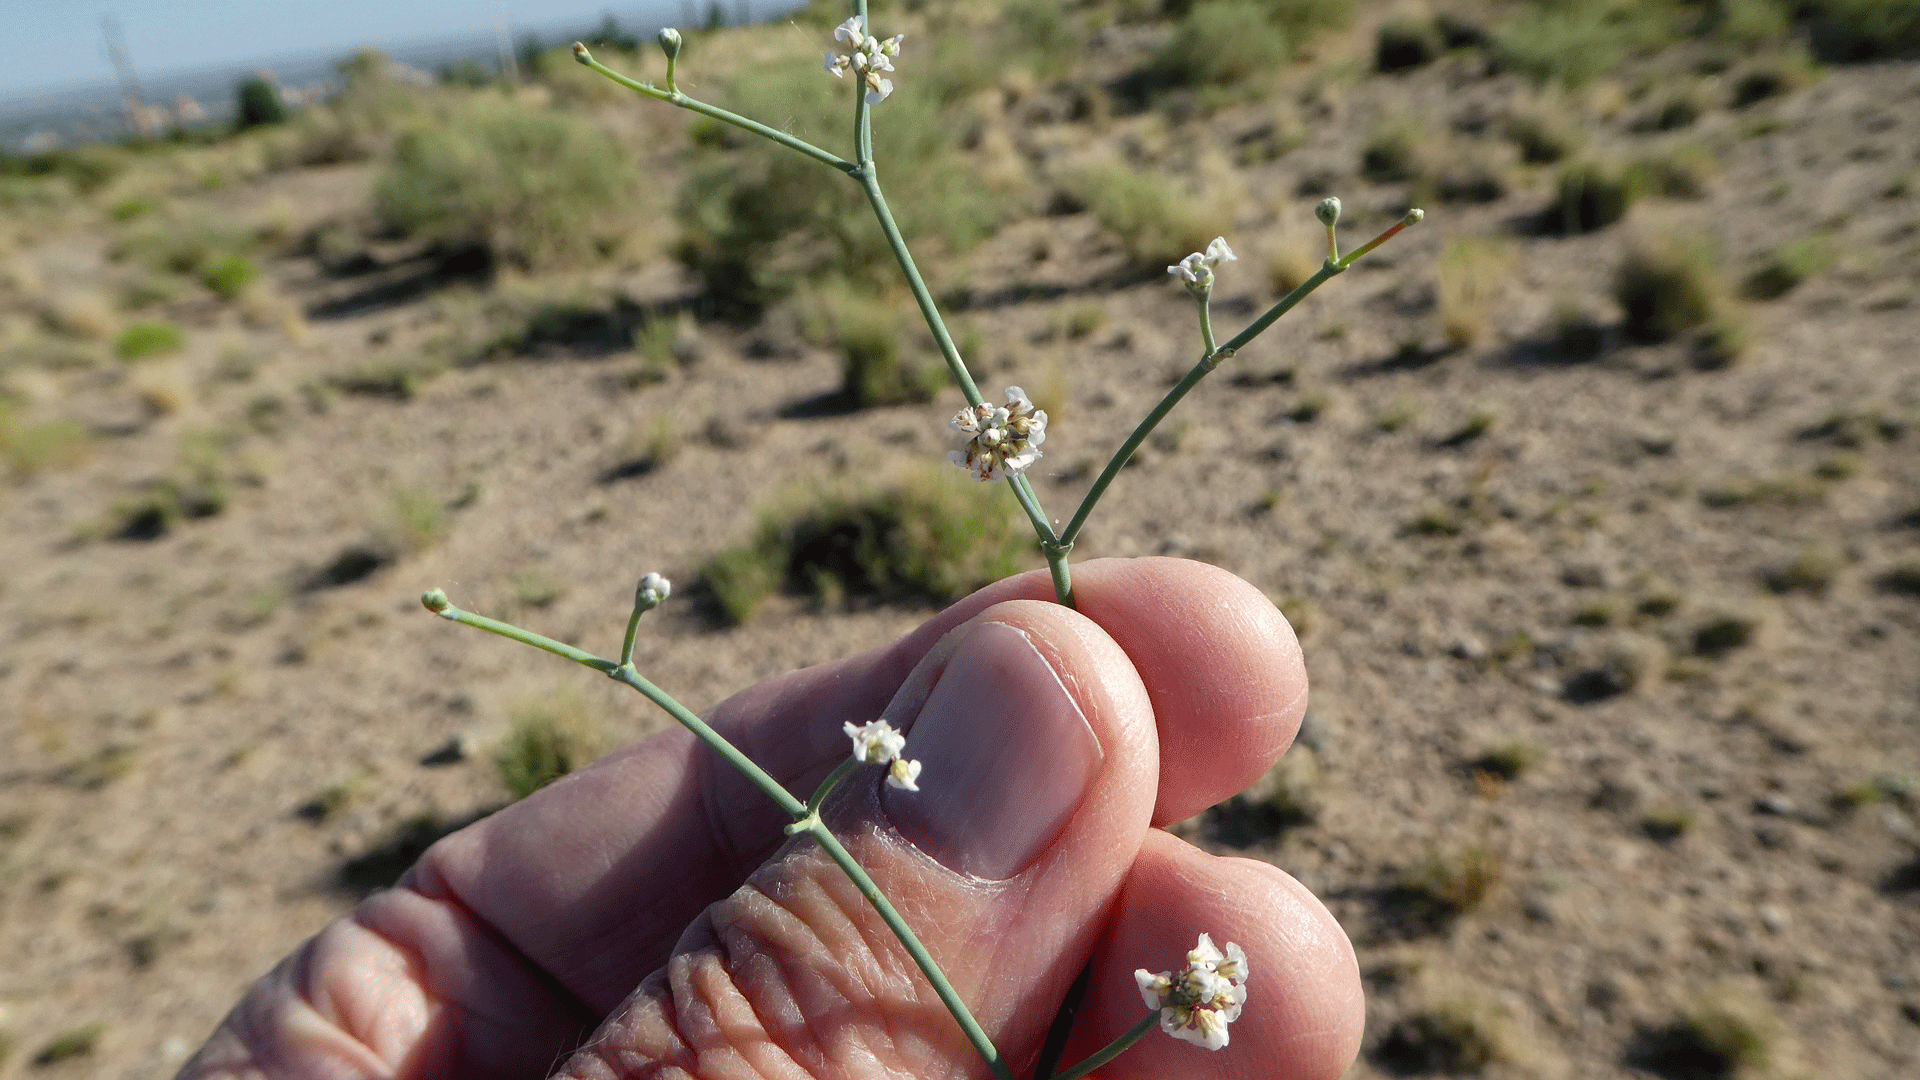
1057;209;1424;546
1051;1011;1160;1080
1007;473;1057;545
1031;961;1094;1080
854;0;873;167
574;46;856;175
1196;295;1217;356
433;602;619;673
807;758;860;816
618;606;645;670
1042;540;1075;608
607;663;808;819
803;819;1016;1080
854;168;983;408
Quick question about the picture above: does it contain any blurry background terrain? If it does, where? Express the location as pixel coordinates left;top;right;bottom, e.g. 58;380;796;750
0;0;1917;1077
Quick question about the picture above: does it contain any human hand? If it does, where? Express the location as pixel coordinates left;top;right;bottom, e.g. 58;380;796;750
178;557;1362;1079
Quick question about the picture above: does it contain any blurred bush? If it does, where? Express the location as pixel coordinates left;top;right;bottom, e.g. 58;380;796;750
374;103;636;269
234;77;287;130
701;470;1033;625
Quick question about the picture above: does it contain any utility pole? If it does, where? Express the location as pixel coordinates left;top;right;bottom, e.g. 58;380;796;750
495;3;519;83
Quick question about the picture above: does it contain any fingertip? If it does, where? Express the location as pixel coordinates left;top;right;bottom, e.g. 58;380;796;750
1073;831;1362;1080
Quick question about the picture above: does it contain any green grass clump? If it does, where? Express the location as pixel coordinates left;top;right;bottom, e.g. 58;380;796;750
1550;158;1645;233
114;320;185;361
1615;234;1722;342
1401;845;1502;915
1377;13;1445;71
1149;2;1294;91
1073;163;1232;273
497;689;604;800
0;407;89;475
1379;1004;1505;1074
1742;235;1834;299
701;471;1033;625
32;1023;104;1066
201;254;259;300
1361;121;1424;183
375;103;635;270
833;298;943;408
676;64;1000;317
1805;0;1920;62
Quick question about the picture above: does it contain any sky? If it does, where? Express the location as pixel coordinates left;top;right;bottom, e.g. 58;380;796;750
0;0;769;99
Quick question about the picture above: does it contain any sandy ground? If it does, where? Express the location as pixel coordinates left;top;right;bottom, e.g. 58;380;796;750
1;11;1917;1080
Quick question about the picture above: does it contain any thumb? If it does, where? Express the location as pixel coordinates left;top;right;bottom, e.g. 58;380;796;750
558;599;1159;1079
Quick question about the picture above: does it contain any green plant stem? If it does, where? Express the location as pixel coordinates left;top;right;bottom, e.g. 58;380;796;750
574;46;855;175
853;166;984;409
806;758;860;816
618;606;645;669
1051;1011;1160;1080
1058;211;1422;547
1196;294;1217;356
801;817;1017;1080
429;599;807;820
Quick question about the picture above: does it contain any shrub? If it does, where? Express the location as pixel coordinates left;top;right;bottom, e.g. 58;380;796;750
1378;1003;1505;1074
1549;158;1644;233
234;76;287;129
1742;235;1834;299
0;408;89;475
1615;234;1721;342
1361;120;1423;183
833;297;943;407
1437;237;1513;346
32;1024;104;1066
700;471;1033;625
115;320;185;360
497;689;604;800
201;254;259;300
1072;163;1232;273
676;65;1000;317
1149;2;1293;91
1805;0;1920;62
375;104;636;269
1377;14;1444;71
1504;103;1582;164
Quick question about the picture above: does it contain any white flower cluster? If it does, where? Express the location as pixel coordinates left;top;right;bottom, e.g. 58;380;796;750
1134;933;1251;1051
636;571;671;608
1167;237;1237;294
948;386;1048;483
824;16;904;104
843;719;922;791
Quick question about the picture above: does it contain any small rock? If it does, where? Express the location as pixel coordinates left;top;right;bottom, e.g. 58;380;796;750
1758;905;1788;933
1755;793;1796;816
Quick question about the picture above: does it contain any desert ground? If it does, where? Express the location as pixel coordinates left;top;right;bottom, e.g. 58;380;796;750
1;1;1916;1077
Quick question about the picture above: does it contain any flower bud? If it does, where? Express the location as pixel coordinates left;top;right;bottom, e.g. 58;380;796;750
658;27;683;61
1403;207;1425;226
571;41;592;65
1315;196;1342;228
636;571;671;609
421;588;450;613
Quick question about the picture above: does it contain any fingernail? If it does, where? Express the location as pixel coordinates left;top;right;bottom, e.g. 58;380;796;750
884;620;1103;879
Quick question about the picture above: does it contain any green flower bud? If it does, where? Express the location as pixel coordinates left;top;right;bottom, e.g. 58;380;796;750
571;41;592;65
1403;208;1425;226
658;27;684;61
1315;197;1342;228
421;588;450;613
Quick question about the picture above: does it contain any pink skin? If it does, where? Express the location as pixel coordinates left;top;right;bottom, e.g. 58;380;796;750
179;558;1362;1080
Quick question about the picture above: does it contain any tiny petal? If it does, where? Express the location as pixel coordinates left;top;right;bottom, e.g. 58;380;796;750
1136;969;1172;1011
1204;236;1236;265
844;719;905;764
826;52;846;77
866;76;893;104
834;16;865;43
887;757;922;791
880;34;905;56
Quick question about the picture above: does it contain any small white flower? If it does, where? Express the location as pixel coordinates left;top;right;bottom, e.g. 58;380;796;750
948;386;1047;482
825;18;903;103
1168;236;1237;294
1167;251;1206;283
887;757;922;791
1134;933;1251;1052
844;719;906;765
